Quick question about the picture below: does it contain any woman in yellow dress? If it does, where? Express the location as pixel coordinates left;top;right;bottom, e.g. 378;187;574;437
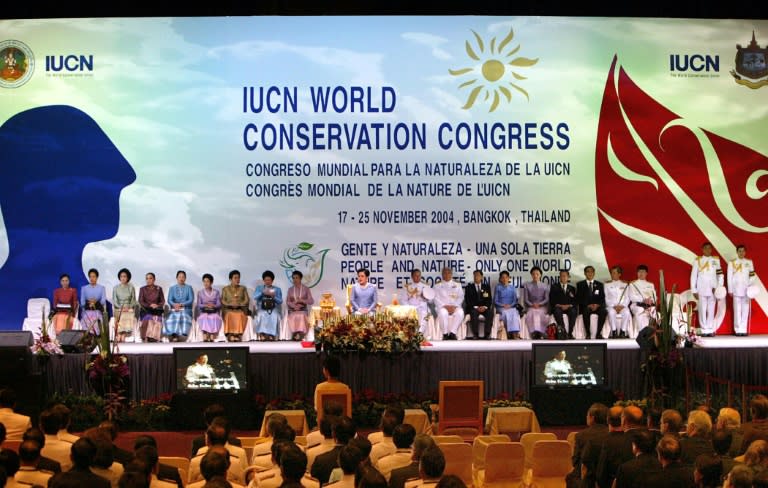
221;269;250;342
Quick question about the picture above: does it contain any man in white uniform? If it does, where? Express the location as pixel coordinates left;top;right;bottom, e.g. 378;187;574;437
402;269;430;334
728;244;756;336
628;265;657;336
544;350;573;383
605;266;631;339
690;242;724;336
433;267;464;340
186;354;216;387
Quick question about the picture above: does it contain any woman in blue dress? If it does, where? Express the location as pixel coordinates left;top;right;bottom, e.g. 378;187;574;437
164;270;194;341
254;270;283;341
494;270;522;339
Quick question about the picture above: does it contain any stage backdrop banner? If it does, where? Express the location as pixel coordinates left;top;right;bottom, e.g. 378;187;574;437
1;17;767;332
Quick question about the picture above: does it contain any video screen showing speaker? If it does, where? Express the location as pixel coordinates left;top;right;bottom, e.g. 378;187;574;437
532;343;606;387
174;347;248;392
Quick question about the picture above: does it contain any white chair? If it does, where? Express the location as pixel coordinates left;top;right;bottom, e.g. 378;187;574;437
22;298;53;339
572;314;609;340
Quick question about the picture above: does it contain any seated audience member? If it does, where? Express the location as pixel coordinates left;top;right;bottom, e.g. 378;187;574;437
23;427;62;473
191;420;247;485
376;424;415;480
614;429;661;488
206;479;235;488
681;410;715;466
712;429;736;476
133;435;183;488
306;402;343;449
250;441;294;488
279;446;318;488
580;405;616;488
251;413;289;463
646;406;664;447
368;405;406;445
716;408;744;458
408;446;445;488
741;394;768;454
693;453;723;488
52;404;79;444
253;424;296;470
742;440;768;477
435;475;466;488
355;465;387;488
310;416;356;485
99;420;135;466
313;356;351;417
191;405;243;458
661;409;684;436
133;445;176;488
644;435;695;488
189;446;244;488
0;449;21;486
594;406;638;488
86;428;125;488
119;470;151;488
369;413;401;466
307;416;338;469
39;409;73;471
327;444;364;488
724;464;753;488
0;389;32;440
327;437;372;485
15;439;54;487
568;403;608;486
48;438;111;488
389;435;435;488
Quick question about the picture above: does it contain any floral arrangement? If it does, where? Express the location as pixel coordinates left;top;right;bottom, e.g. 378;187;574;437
30;308;63;356
120;393;173;430
483;391;532;410
316;311;424;355
352;389;432;427
86;349;130;419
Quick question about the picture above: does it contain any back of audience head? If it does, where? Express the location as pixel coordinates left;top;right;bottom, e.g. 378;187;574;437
133;435;158;451
744;439;768;467
0;449;20;477
333;416;356;444
436;474;467;488
751;394;768;420
201;446;230;481
348;437;372;461
393;424;416;449
381;413;399;437
587;403;608;425
384;404;406;425
355;464;387;488
71;437;98;469
23;427;46;448
279;445;307;482
717;407;741;430
607;406;623;428
51;403;72;429
630;429;655;455
726;464;754;488
323;355;341;379
661;409;683;434
40;408;61;435
696;404;717;426
338;444;364;475
272;440;296;466
646;406;662;430
656;434;682;463
267;413;288;438
19;439;42;465
273;423;296;444
133;445;159;475
119;470;150;488
687;409;713;437
419;446;445;479
412;434;436;461
693;453;722;488
99;420;120;441
319;415;337;440
204;404;228;426
91;436;116;469
712;429;733;456
622;405;644;429
206;418;231;446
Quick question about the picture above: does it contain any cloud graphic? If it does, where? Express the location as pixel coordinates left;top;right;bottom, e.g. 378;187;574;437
401;32;453;60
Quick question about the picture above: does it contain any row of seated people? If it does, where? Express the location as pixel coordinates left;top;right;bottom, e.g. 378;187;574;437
570;394;768;488
26;268;317;344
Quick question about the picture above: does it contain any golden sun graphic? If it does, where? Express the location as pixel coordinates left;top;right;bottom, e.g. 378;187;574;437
449;28;539;112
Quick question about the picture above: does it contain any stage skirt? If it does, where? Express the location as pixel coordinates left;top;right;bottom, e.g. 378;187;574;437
255;310;281;337
198;313;223;334
224;311;247;335
287;311;309;334
164;310;192;336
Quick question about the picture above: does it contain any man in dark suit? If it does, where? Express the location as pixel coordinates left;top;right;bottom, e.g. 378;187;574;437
464;269;494;339
22;427;62;473
645;435;695;488
134;435;183;488
614;429;662;488
47;438;111;488
190;403;242;458
739;394;768;454
310;415;356;484
389;434;435;488
550;269;578;339
576;266;607;339
567;403;608;488
680;410;715;465
595;406;643;488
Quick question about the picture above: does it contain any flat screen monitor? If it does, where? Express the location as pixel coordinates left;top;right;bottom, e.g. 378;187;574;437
532;343;606;387
174;347;249;392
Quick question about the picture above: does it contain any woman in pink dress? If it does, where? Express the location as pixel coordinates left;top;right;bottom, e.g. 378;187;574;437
52;273;78;333
286;270;314;341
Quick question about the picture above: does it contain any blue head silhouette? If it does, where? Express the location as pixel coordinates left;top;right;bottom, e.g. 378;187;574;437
0;105;136;329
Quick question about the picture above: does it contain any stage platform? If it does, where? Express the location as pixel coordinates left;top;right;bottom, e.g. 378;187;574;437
29;335;768;406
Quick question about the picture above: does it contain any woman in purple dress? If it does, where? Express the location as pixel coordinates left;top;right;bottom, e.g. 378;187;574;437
197;273;223;342
138;272;165;342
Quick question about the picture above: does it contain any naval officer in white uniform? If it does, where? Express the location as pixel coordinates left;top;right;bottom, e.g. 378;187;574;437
434;267;464;340
605;266;631;338
690;242;724;336
728;244;756;336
